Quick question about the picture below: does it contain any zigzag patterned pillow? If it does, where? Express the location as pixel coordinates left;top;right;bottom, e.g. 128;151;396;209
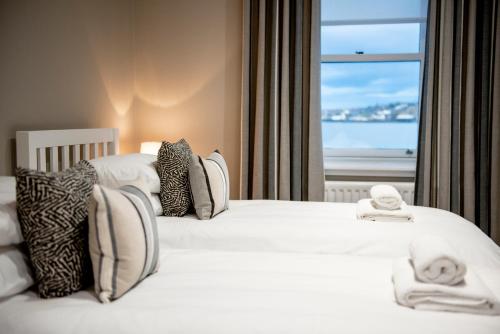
156;139;193;216
16;161;97;298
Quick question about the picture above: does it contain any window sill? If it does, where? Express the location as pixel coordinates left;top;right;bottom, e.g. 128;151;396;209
324;156;416;178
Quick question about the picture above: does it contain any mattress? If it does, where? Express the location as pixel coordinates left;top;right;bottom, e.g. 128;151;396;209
1;249;499;334
1;197;500;333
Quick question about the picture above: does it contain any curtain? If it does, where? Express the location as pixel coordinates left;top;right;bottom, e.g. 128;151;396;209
415;0;500;243
240;0;324;201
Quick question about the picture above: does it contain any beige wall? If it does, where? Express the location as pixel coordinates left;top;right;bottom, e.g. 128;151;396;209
133;0;242;198
0;0;242;198
0;0;136;173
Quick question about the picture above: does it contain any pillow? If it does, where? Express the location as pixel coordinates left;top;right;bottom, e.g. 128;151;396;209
0;176;16;202
0;201;23;246
16;161;97;298
189;150;230;219
156;139;193;216
0;177;23;246
151;194;163;216
88;182;159;303
0;246;34;298
89;154;160;194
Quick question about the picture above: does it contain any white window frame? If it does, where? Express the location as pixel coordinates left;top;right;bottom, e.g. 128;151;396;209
321;9;428;177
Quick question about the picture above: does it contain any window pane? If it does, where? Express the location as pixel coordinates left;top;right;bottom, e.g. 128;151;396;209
321;24;421;55
321;62;420;149
321;0;427;22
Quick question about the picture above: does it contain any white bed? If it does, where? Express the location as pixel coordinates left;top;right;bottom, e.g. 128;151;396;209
1;249;499;334
1;128;499;333
157;200;500;268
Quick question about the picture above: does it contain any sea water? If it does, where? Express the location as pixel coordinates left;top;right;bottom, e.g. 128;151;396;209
321;121;419;149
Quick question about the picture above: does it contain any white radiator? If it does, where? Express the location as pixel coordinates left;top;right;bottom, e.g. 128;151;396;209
324;181;415;205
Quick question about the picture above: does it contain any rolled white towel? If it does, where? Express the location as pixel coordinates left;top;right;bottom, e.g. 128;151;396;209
356;198;413;222
410;235;466;285
392;257;500;315
370;184;402;210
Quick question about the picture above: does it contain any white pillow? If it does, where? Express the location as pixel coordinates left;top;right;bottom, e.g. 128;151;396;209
0;176;15;203
0;178;23;246
151;194;163;216
0;201;23;246
89;154;160;194
0;246;34;298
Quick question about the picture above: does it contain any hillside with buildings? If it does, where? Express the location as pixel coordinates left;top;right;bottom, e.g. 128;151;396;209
322;102;418;122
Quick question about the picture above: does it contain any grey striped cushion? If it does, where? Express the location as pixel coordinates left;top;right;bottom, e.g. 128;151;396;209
189;151;230;219
88;182;159;303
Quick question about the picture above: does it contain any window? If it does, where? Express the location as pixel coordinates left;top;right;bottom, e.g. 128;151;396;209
321;0;428;177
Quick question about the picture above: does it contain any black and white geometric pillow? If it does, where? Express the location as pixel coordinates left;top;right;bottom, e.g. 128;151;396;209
16;161;97;298
155;139;193;216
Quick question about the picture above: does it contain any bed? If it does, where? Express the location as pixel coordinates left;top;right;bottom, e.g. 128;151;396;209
1;128;499;334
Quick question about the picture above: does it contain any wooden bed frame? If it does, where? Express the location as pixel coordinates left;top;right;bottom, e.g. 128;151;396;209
16;128;119;172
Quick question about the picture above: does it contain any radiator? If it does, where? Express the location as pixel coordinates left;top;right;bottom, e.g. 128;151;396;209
324;181;415;205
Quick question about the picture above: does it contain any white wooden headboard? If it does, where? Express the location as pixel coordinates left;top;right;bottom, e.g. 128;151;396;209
16;128;119;172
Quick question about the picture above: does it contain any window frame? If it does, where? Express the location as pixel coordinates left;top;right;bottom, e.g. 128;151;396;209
321;12;428;177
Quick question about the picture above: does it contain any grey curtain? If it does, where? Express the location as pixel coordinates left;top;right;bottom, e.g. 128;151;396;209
240;0;324;201
415;0;500;243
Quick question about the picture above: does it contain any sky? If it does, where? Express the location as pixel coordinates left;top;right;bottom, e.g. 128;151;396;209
321;62;420;110
320;24;422;110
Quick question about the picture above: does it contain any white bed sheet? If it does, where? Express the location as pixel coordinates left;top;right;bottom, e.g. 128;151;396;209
1;249;499;334
157;200;500;268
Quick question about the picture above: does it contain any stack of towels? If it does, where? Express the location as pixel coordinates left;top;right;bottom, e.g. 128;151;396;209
393;235;500;315
356;184;413;222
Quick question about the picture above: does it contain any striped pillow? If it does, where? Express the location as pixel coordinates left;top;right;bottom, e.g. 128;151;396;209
88;182;159;303
189;150;230;219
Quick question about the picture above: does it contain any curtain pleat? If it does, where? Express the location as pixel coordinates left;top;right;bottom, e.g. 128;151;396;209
415;0;500;243
241;0;324;201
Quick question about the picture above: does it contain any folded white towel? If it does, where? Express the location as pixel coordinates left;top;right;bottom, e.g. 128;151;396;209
392;257;500;315
370;184;402;210
356;198;413;222
410;235;466;285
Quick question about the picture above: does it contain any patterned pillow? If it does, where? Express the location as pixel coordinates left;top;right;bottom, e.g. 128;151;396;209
189;150;230;219
88;182;159;303
156;139;193;216
16;161;97;298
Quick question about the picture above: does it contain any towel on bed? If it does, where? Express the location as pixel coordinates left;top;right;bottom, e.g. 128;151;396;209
356;199;413;222
392;257;500;315
410;235;466;285
370;184;402;210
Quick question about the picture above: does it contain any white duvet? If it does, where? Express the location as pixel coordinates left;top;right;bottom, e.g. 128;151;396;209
157;200;500;268
1;199;500;333
1;250;499;334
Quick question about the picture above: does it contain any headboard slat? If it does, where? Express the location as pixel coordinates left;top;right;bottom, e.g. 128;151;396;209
38;148;46;172
73;145;81;164
83;144;90;160
49;147;59;172
93;143;99;160
102;142;108;157
16;128;119;171
61;146;70;170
